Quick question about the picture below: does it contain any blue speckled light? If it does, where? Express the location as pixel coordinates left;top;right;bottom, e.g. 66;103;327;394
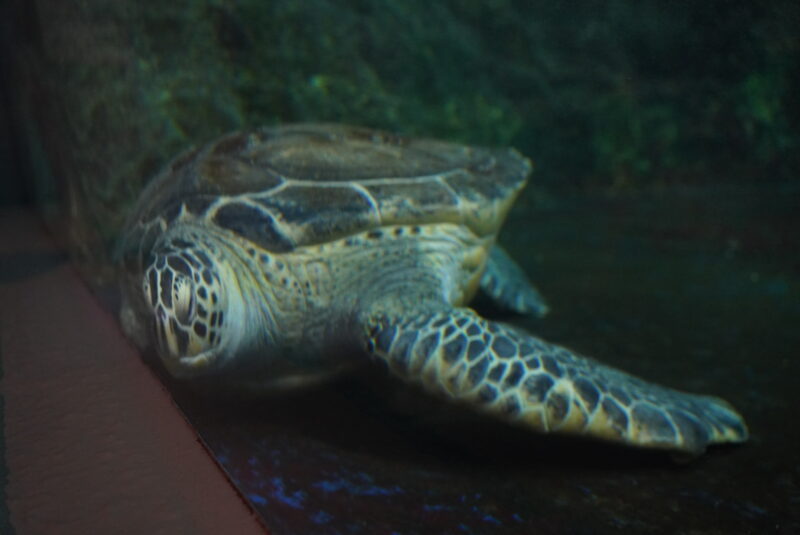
270;476;306;509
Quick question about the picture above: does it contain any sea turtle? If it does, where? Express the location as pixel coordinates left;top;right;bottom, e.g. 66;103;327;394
117;123;747;455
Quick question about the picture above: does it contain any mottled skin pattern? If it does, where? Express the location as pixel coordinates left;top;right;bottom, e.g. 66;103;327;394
118;124;747;455
366;309;746;453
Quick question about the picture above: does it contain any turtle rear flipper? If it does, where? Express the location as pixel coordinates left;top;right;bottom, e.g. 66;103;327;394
363;308;748;455
481;245;549;317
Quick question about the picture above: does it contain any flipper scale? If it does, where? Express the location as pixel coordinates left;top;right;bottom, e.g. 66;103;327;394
365;308;748;455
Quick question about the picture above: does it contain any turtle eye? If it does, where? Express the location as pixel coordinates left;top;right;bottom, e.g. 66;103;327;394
142;252;206;359
143;264;158;308
172;273;195;324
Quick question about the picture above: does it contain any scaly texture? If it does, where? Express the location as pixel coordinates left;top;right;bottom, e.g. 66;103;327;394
365;308;748;454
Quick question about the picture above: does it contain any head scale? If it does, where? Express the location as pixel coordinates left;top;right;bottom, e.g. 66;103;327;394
142;232;243;376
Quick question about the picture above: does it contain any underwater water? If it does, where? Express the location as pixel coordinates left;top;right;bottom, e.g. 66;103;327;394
154;183;799;534
3;0;799;533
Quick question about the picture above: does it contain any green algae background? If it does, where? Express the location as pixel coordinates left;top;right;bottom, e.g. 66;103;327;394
133;0;800;188
4;0;799;275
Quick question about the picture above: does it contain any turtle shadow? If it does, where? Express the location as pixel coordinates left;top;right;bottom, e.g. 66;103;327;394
154;356;716;477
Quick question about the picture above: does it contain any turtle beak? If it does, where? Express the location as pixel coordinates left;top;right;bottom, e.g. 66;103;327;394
171;349;220;377
155;310;217;377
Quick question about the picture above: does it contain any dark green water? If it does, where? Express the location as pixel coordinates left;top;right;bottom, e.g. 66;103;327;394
4;0;797;531
161;183;799;535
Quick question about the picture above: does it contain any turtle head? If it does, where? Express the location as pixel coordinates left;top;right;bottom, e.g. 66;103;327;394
142;234;250;377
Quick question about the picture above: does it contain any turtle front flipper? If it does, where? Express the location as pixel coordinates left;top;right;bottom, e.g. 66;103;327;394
481;245;549;317
363;308;747;455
